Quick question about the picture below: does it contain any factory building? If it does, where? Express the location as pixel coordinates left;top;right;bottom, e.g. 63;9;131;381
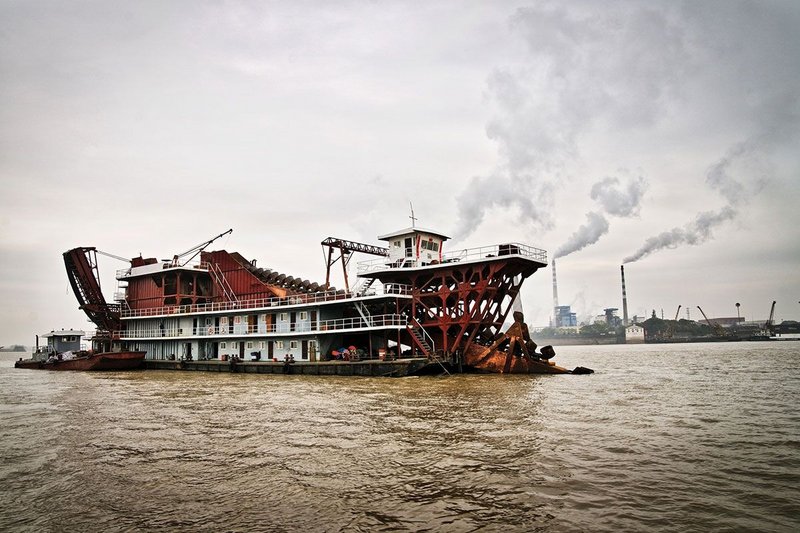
554;305;577;328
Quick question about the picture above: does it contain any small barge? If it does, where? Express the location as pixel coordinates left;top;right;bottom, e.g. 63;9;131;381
15;350;146;371
57;225;592;376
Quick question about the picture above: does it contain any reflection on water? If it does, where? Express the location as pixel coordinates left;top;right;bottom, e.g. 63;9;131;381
1;342;799;532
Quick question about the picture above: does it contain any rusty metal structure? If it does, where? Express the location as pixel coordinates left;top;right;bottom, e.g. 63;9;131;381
463;311;569;373
361;245;541;358
63;247;121;334
61;226;590;374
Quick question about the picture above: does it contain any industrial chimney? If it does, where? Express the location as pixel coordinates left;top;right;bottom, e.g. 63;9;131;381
620;264;629;327
552;259;559;325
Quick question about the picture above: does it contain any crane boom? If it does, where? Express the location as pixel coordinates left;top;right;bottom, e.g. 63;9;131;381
172;229;233;266
674;305;681;321
697;306;724;336
766;300;777;334
96;249;130;263
63;247;121;334
320;237;389;257
321;237;389;292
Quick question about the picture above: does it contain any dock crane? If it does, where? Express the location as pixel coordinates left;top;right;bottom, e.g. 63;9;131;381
661;305;682;340
765;300;777;336
697;306;725;337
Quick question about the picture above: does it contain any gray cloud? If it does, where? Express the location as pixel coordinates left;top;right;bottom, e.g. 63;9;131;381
591;175;647;218
455;172;554;241
454;0;799;257
453;2;690;241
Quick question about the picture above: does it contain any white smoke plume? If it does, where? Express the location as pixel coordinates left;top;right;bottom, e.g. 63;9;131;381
623;206;737;264
554;211;609;259
452;1;797;256
555;174;647;259
452;3;688;242
624;141;769;263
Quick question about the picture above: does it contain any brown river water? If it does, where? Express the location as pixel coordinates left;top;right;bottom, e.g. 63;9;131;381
1;342;799;532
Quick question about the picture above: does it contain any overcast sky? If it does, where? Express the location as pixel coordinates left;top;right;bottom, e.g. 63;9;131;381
1;0;798;344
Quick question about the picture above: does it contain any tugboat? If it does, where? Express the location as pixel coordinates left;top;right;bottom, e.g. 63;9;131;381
14;329;145;371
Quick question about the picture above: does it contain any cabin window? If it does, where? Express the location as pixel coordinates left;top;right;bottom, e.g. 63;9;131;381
220;342;227;349
393;240;401;247
290;341;298;349
232;342;238;349
205;317;212;325
420;239;439;252
276;341;284;349
280;313;288;321
246;342;253;349
299;311;308;320
259;341;265;349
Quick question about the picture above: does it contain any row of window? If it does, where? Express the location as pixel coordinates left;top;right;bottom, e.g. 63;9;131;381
219;340;317;350
207;311;308;326
392;239;440;252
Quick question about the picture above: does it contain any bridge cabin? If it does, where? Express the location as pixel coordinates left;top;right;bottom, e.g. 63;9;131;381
42;329;85;353
378;227;450;267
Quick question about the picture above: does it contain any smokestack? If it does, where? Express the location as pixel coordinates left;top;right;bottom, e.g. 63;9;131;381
552;259;559;325
620;265;629;326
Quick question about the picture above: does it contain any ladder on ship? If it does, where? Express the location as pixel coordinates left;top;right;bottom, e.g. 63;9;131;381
209;263;238;303
408;319;451;375
351;277;378;296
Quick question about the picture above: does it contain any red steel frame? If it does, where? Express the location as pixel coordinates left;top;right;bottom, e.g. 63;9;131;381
367;257;543;357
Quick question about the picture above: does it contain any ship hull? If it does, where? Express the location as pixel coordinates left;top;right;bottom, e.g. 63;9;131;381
14;351;146;371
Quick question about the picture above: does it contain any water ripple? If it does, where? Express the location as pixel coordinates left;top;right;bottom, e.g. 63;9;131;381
2;343;800;531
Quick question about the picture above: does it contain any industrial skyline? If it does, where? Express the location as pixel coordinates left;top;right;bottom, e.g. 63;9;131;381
1;1;798;344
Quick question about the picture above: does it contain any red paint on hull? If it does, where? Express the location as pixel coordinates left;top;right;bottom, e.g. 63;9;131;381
14;351;146;371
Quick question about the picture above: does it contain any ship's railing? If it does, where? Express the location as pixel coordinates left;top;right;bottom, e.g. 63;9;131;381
116;314;407;339
120;284;413;318
357;242;547;273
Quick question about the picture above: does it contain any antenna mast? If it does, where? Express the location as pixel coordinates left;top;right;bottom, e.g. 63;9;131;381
409;202;417;228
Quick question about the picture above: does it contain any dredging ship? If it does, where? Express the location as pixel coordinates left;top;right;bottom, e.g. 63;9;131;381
61;227;592;376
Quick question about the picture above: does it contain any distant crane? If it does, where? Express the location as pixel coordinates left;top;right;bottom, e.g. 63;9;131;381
765;300;777;336
662;305;682;340
697;306;725;336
